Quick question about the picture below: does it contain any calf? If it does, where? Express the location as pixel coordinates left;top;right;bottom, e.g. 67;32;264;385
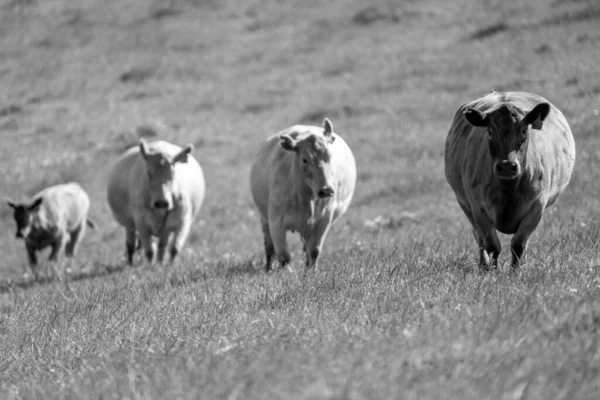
7;182;96;271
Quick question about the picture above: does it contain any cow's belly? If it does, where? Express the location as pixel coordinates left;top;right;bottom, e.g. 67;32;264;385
142;210;184;236
286;210;336;237
26;235;55;250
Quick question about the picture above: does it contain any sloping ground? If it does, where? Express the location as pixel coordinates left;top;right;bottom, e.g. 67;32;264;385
0;0;598;276
0;0;599;398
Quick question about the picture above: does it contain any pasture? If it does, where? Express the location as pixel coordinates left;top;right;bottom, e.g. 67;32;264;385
0;0;599;398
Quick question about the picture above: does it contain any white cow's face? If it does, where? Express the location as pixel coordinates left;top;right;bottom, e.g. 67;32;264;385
280;118;336;199
464;103;550;180
7;197;43;238
139;141;193;210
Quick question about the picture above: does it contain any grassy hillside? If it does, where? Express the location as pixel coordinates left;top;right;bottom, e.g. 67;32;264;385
0;0;599;398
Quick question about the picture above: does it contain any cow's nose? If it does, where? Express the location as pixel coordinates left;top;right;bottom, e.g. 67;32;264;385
317;187;334;198
496;161;518;177
153;200;169;209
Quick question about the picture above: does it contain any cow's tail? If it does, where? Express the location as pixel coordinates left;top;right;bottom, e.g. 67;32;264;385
86;218;98;230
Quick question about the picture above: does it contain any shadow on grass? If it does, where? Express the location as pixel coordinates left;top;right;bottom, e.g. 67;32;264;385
0;262;133;293
0;257;268;293
214;258;263;279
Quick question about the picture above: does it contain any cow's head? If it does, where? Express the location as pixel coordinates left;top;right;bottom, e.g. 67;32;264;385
464;102;550;180
7;197;43;238
279;118;336;199
139;140;194;210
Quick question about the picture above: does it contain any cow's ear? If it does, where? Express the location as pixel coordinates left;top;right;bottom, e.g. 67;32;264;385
279;134;298;152
523;103;550;130
139;139;149;160
322;118;335;143
173;144;194;164
7;200;18;209
464;108;488;127
28;197;43;211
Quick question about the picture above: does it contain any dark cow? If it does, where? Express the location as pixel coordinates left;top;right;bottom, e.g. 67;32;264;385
445;91;575;270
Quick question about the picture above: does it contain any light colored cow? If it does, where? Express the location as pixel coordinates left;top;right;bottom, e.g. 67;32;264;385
106;139;205;264
7;182;97;270
445;90;576;270
250;118;357;271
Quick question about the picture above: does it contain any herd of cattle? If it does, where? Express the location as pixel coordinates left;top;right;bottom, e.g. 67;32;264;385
6;90;576;277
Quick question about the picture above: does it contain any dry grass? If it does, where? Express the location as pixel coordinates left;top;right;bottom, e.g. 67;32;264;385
1;0;600;398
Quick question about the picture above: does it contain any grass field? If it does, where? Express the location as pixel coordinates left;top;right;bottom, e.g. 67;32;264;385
1;0;600;398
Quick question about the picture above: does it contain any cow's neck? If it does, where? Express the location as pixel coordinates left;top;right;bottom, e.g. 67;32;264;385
494;176;521;198
304;197;332;233
294;179;316;209
491;155;531;204
29;212;50;237
290;165;322;226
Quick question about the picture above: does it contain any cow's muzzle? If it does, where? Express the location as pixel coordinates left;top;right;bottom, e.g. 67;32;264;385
153;200;170;209
495;160;521;180
317;187;334;198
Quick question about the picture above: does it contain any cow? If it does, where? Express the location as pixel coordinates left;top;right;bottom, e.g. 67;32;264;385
444;90;576;270
249;118;357;271
106;139;205;265
7;182;97;272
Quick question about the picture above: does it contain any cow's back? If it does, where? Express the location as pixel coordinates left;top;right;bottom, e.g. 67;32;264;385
173;152;205;219
249;133;291;218
107;146;140;229
328;132;356;221
36;182;91;232
504;92;575;203
444;102;486;206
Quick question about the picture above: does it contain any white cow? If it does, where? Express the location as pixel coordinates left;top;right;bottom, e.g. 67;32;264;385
250;118;357;271
7;182;96;271
106;139;205;264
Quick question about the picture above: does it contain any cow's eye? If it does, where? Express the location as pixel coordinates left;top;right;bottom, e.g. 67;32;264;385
487;129;492;138
302;158;308;165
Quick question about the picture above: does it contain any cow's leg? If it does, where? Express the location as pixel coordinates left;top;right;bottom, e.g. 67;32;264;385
479;232;501;270
157;231;170;264
125;228;137;265
25;242;39;279
456;201;478;244
457;200;489;267
169;218;192;262
305;216;333;270
65;222;85;257
137;226;155;264
25;242;40;279
25;242;38;267
472;210;501;271
301;237;309;268
268;217;290;270
510;202;544;270
260;217;275;271
48;235;67;262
